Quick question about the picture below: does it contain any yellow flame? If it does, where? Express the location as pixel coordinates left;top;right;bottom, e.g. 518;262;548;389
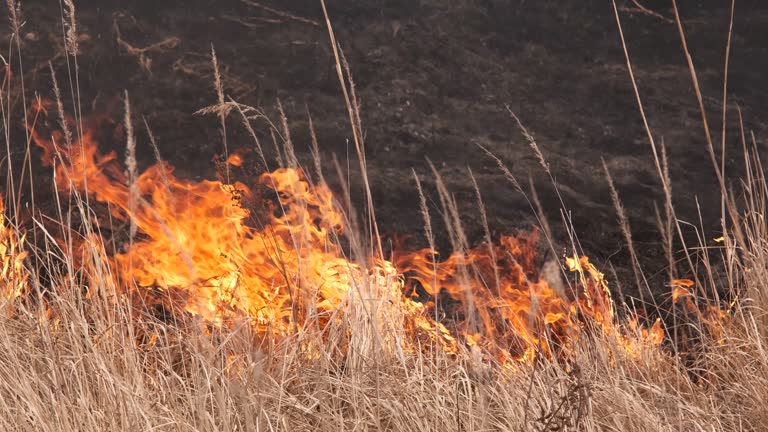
0;197;27;300
29;108;664;363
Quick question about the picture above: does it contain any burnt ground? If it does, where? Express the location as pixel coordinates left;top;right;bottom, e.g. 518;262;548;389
3;1;768;304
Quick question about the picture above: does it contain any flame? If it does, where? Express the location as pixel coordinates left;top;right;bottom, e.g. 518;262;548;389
671;279;694;302
0;196;28;300
392;234;624;360
226;153;243;167
29;110;663;363
669;278;733;345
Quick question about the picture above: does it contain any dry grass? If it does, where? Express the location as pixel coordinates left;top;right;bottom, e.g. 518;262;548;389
1;1;767;431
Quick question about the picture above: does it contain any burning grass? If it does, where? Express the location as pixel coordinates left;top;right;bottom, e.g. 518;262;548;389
1;0;767;430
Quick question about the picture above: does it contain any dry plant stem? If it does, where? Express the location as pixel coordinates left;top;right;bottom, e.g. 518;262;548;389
611;1;700;288
49;64;73;150
603;159;653;309
694;197;718;305
232;99;269;171
528;175;553;247
659;140;675;280
142;116;172;194
59;0;84;174
240;0;321;27
468;167;501;295
6;0;29;223
306;108;326;186
124;92;137;273
480;132;583;307
319;0;383;261
620;0;674;23
412;169;439;338
114;14;180;73
276;100;298;168
671;0;726;196
671;0;736;304
718;0;736;296
720;0;735;187
504;107;587;281
210;46;230;184
427;160;478;331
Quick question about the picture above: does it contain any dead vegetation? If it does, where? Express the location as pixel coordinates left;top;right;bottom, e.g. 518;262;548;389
0;1;765;431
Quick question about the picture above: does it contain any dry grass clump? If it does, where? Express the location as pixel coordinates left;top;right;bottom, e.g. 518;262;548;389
0;264;764;431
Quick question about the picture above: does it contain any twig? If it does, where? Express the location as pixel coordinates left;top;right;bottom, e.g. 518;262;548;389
240;0;321;27
113;14;180;73
619;0;674;24
222;14;283;28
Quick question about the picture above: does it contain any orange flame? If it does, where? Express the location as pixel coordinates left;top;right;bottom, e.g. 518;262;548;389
0;196;28;300
226;153;243;167
669;278;733;345
671;279;694;303
29;110;662;362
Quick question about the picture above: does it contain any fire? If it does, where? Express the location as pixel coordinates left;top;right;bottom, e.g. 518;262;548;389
0;197;27;300
670;279;733;345
394;234;612;360
226;153;243;167
29;109;663;363
671;279;694;303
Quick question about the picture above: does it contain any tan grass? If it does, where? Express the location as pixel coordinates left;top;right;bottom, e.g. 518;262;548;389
0;1;766;431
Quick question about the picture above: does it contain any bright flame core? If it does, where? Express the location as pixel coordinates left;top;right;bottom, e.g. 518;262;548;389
0;198;27;300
